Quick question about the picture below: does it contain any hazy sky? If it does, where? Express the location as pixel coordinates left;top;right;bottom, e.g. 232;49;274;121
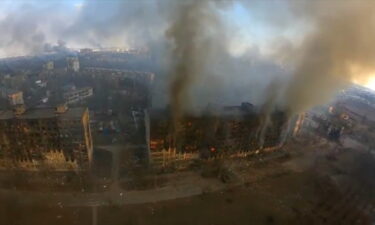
0;0;304;57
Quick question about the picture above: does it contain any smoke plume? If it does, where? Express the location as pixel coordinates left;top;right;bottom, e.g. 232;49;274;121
282;0;375;114
166;0;227;127
0;2;74;57
64;0;167;49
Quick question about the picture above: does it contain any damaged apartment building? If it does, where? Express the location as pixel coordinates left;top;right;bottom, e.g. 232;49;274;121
82;67;154;107
147;102;294;168
0;104;93;171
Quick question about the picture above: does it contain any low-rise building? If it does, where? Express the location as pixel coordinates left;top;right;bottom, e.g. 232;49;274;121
66;57;80;72
7;91;24;106
64;87;93;105
43;61;54;71
35;80;47;88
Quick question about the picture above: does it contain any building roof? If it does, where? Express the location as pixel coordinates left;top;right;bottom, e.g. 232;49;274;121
339;99;375;122
7;90;22;96
64;87;93;96
0;107;86;120
149;102;258;121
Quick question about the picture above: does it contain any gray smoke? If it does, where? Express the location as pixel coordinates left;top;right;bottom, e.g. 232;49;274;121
64;0;168;49
0;2;74;57
0;5;45;56
166;0;229;127
281;0;375;114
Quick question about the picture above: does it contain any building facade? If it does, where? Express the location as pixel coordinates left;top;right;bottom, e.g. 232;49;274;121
0;105;93;171
43;61;54;71
63;87;93;105
67;57;80;72
148;103;292;168
7;91;24;106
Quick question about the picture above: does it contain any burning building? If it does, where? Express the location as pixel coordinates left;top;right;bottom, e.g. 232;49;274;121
148;103;291;168
0;104;93;171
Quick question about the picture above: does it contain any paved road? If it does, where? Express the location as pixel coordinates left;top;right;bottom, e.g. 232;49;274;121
0;172;224;207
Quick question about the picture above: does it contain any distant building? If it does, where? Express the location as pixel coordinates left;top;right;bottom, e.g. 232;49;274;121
62;84;77;92
333;100;375;123
64;87;93;105
83;67;154;85
7;91;24;106
80;48;93;54
66;57;80;72
43;61;54;71
0;104;93;171
0;88;13;98
35;80;47;88
82;67;154;107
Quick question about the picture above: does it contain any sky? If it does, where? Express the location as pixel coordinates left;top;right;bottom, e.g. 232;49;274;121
225;1;305;56
0;0;312;64
0;0;301;55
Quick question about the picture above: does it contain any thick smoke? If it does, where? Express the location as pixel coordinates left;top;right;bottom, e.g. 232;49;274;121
64;0;168;49
281;0;375;114
166;0;228;126
0;2;74;57
256;79;282;148
0;5;46;56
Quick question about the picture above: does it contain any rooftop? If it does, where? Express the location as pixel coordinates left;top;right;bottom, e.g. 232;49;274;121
64;87;92;95
0;107;86;120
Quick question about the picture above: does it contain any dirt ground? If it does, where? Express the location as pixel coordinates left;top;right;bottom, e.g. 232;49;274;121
0;172;313;225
